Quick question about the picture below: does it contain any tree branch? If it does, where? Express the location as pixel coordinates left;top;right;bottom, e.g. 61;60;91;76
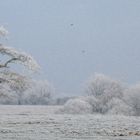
0;58;19;68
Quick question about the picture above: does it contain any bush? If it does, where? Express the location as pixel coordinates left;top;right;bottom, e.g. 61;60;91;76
57;98;92;114
78;96;99;112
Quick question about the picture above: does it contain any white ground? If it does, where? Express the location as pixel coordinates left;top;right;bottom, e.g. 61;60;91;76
0;106;139;140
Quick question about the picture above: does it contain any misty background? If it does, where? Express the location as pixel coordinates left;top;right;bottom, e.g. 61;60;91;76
0;0;140;95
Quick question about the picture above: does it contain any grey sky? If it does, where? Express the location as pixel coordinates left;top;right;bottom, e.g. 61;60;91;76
0;0;140;95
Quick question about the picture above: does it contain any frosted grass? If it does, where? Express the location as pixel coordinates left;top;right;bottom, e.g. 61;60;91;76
0;105;139;140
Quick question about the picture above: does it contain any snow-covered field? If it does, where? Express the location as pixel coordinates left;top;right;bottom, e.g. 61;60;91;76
0;106;140;140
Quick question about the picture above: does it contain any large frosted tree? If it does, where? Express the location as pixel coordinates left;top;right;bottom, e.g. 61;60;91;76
0;26;40;104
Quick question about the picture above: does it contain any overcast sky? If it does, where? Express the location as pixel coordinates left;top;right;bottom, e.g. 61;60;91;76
0;0;140;95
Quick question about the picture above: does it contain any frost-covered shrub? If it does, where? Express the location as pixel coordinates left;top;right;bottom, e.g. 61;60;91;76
78;96;99;112
106;98;134;116
58;98;92;114
124;84;140;116
85;73;124;113
0;45;40;71
23;80;53;105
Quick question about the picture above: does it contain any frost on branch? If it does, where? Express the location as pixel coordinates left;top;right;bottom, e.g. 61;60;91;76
0;45;40;71
0;26;40;71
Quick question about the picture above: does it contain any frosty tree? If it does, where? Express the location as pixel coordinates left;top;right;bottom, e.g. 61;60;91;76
0;26;41;104
85;73;124;113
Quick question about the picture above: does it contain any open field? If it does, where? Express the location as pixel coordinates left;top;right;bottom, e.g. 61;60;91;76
0;105;139;140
